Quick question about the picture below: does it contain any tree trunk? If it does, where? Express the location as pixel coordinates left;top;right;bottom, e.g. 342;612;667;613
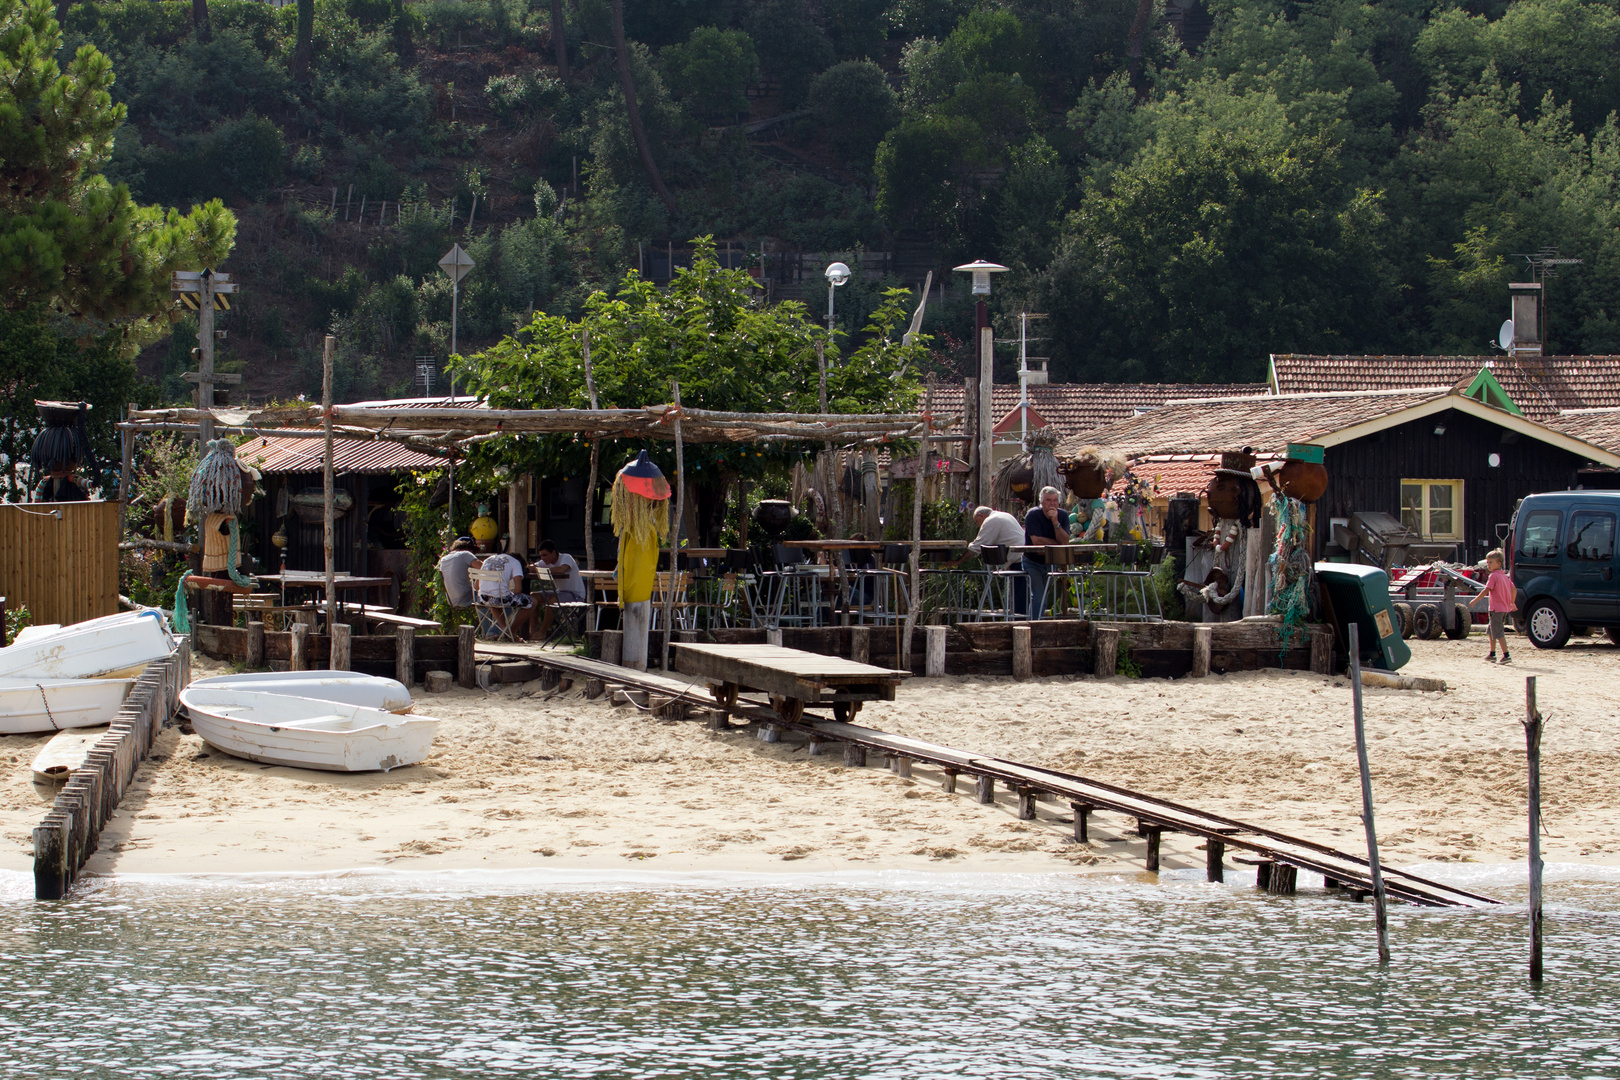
54;0;70;30
1125;0;1155;92
291;0;314;84
610;0;677;216
551;0;569;81
192;0;211;41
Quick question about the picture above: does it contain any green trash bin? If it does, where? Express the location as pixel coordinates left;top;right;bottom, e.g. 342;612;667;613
1315;562;1411;671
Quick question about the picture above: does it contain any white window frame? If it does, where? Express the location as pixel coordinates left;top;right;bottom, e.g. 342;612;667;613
1400;479;1464;541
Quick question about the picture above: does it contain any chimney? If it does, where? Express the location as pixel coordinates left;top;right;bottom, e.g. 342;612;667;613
1025;357;1049;386
1509;282;1542;356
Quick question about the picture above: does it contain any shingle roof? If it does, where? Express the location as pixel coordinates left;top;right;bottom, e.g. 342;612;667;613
930;382;1267;437
1270;355;1620;420
1056;389;1450;459
1547;407;1620;455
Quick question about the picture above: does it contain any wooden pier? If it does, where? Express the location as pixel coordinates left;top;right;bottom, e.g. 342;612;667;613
477;641;1496;907
32;640;190;900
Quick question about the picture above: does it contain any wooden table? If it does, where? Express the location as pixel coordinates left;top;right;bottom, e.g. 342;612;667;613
258;573;393;607
1007;544;1122;567
671;642;909;723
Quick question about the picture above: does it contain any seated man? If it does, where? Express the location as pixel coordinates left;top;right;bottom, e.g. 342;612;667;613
437;537;481;611
475;549;536;640
533;540;586;639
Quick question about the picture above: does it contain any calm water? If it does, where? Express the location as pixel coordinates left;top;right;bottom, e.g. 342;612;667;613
2;866;1618;1079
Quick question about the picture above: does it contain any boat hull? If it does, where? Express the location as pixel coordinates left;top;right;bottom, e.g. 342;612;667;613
180;688;439;773
0;679;136;735
188;671;414;713
0;610;175;680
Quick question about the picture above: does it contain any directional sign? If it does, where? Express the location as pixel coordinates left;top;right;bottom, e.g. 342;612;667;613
171;270;231;284
439;244;475;283
172;281;237;293
178;292;231;311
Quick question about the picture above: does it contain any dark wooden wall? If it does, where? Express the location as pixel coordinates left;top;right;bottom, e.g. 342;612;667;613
1321;407;1593;561
250;472;370;575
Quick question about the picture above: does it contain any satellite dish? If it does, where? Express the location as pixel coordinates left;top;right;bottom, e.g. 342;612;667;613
1498;319;1514;350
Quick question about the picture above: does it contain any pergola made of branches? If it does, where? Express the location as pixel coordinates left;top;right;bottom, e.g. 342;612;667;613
122;395;956;670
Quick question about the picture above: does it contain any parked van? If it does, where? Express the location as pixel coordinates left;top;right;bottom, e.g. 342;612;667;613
1507;490;1620;648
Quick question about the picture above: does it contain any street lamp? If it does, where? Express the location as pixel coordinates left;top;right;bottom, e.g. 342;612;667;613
953;259;1009;505
825;261;851;334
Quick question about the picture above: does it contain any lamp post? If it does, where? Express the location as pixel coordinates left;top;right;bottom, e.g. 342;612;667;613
953;259;1009;505
825;261;851;335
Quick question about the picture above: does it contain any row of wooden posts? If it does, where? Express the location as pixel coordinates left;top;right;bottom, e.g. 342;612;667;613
33;643;191;900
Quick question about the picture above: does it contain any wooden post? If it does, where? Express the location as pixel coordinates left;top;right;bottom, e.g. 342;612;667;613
1525;676;1545;983
1012;624;1032;680
508;479;525;558
941;768;957;793
246;620;265;669
851;626;870;665
758;724;780;743
330;622;351;670
843;742;866;767
660;380;684;674
321;334;337;630
765;628;782;647
586;678;607;700
1095;626;1120;677
1310;624;1333;675
1192;624;1212;678
1017;788;1037;820
601;629;623;665
458;625;477;688
925;626;946;677
119;402;135;539
1349;623;1391;964
976;774;994;804
396;625;415;686
1206;839;1225;882
1070;803;1090;842
900;380;932;673
1144;826;1162;872
1243;527;1265;618
707;708;727;731
33;819;66;900
582;328;599;570
290;622;308;671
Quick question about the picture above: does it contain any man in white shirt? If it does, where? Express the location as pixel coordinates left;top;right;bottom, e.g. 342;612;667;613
965;505;1025;557
437;537;481;609
534;540;585;641
475;550;535;639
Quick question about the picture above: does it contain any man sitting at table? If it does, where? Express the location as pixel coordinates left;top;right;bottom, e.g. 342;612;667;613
1023;486;1070;621
951;505;1029;614
476;549;536;640
437;537;481;610
533;540;585;639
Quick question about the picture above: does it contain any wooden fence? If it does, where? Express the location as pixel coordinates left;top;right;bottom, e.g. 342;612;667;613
0;500;120;625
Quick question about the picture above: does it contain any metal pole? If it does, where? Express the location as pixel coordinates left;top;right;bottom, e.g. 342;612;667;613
1525;676;1545;982
827;282;835;335
449;276;458;402
322;335;337;629
1018;313;1029;451
1349;623;1391;965
198;271;215;446
583;328;599;571
817;340;828;415
976;299;992;505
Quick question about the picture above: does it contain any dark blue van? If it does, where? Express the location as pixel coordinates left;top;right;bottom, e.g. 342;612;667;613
1508;490;1620;648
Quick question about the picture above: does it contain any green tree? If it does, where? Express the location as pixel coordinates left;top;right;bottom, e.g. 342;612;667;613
809;59;898;165
660;26;756;118
1;0;235;333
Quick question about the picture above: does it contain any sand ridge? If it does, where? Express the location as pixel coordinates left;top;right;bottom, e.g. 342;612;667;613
1;635;1615;878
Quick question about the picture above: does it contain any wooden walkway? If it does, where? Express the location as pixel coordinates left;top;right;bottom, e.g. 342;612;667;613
474;643;1498;907
670;642;906;722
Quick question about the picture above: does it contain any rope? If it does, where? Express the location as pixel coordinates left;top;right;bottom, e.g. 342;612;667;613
36;684;59;731
173;572;193;633
226;518;255;588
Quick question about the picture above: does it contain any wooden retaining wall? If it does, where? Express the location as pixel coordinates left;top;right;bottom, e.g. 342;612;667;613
192;623;479;688
32;640;191;900
0;500;120;625
586;620;1336;679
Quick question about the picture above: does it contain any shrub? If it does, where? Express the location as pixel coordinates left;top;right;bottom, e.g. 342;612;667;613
809;59;898;165
660;26;757;118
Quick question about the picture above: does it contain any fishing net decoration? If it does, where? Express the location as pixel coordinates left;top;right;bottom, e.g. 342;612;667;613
1267;491;1314;647
187;438;244;521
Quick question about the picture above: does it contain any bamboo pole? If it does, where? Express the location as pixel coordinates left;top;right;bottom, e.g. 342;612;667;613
1348;623;1391;965
322;335;337;629
583;328;598;571
900;380;933;672
118;402;135;539
661;380;684;673
1525;676;1545;982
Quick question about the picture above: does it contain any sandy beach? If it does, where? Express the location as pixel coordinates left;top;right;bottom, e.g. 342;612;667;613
2;635;1616;879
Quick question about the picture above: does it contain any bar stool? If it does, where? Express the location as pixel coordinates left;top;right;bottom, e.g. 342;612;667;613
975;545;1027;621
769;544;820;627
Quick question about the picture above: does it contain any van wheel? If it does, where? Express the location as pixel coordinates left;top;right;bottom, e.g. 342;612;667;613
1413;603;1444;640
1391;602;1415;639
1445;604;1471;640
1526;598;1571;649
1607;627;1620;646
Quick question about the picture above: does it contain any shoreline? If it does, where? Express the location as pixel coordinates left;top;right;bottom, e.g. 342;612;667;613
4;636;1619;880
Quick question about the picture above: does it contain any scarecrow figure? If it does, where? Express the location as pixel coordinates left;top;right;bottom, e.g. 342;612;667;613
1179;449;1261;622
29;401;95;502
610;450;671;672
188;438;255;583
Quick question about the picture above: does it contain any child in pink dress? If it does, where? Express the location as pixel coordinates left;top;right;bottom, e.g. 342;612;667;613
1469;549;1515;663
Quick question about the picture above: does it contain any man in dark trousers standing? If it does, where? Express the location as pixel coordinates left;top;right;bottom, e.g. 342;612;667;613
1022;486;1070;620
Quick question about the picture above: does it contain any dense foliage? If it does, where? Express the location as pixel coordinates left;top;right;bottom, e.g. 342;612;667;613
29;0;1620;403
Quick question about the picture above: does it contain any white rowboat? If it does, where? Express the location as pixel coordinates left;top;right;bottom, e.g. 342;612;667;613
188;671;414;713
180;687;439;772
0;610;175;680
0;678;136;735
31;726;108;783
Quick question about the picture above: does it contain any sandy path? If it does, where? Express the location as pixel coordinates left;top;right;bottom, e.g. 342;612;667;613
1;634;1615;878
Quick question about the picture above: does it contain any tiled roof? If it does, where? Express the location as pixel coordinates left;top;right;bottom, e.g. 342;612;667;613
1547;407;1620;455
1056;389;1451;459
1270;355;1620;420
237;434;446;475
930;382;1267;437
1108;453;1277;498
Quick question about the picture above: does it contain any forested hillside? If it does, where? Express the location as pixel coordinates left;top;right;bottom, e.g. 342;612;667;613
53;0;1620;398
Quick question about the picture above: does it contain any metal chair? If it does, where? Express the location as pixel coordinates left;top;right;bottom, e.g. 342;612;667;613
532;566;590;646
469;566;523;643
973;545;1027;621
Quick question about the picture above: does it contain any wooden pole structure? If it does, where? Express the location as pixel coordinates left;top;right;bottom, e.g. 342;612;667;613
900;379;932;672
1524;675;1545;982
1348;623;1391;964
660;380;684;672
118;402;135;538
582;329;599;570
321;334;337;630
